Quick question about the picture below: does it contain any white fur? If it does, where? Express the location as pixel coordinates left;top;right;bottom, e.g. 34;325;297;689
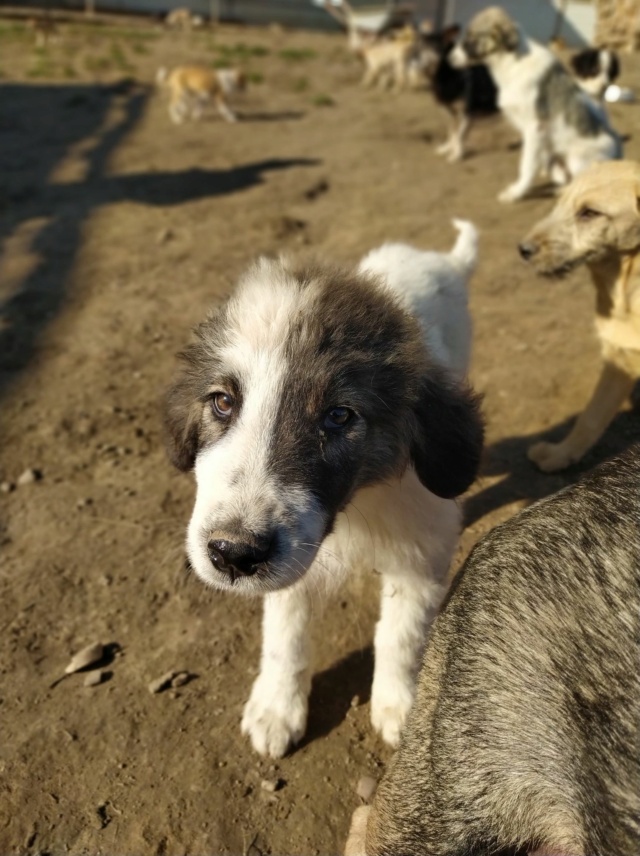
188;225;477;757
451;32;620;202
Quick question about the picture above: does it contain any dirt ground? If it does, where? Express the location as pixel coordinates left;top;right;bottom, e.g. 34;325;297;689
1;13;640;856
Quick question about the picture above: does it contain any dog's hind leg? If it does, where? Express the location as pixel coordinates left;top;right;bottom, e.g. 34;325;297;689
528;359;634;472
241;584;312;757
446;113;471;162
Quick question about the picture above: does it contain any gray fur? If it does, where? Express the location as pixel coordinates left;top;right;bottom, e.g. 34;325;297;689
536;62;603;137
365;447;640;856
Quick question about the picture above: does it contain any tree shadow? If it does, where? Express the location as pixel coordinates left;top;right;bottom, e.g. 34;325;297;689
300;646;374;749
465;402;640;526
0;80;320;402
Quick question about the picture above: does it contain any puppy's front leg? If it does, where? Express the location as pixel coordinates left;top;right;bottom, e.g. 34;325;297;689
499;125;543;203
241;584;312;758
371;573;441;746
529;359;635;472
216;97;238;123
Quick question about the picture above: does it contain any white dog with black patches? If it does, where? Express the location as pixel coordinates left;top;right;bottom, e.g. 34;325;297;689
164;221;483;758
450;6;621;202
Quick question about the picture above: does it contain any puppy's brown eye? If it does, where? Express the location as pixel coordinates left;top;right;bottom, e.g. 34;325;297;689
577;207;600;221
324;406;354;430
211;392;234;419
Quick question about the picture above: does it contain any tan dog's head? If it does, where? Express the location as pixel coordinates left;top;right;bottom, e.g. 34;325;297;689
449;6;520;67
519;161;640;276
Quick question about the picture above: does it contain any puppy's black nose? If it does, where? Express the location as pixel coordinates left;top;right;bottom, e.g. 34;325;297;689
207;536;272;579
518;241;538;261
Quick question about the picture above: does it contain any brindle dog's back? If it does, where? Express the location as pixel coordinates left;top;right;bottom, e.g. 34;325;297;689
362;447;640;856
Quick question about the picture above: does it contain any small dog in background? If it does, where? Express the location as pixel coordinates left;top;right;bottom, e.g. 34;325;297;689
164;7;204;30
156;65;246;124
570;47;620;101
450;6;622;201
345;445;640;856
27;15;59;48
421;24;498;162
519;160;640;472
360;25;419;91
165;222;483;758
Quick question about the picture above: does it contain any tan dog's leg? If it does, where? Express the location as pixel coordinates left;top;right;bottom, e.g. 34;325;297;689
215;96;237;123
345;806;371;856
528;360;634;472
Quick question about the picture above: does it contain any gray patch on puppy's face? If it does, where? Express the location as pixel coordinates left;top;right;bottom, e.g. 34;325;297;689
166;257;483;595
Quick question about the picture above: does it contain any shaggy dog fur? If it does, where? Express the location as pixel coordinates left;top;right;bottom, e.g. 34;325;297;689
519;160;640;472
164;222;483;758
345;445;640;856
449;7;622;202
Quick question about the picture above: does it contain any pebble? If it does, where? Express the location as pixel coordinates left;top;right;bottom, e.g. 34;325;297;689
17;468;42;486
148;671;177;694
0;481;15;493
171;671;190;688
260;778;284;793
356;775;377;802
83;670;105;687
350;695;360;708
65;642;104;675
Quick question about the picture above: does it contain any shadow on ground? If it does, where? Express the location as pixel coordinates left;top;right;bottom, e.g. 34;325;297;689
0;80;319;401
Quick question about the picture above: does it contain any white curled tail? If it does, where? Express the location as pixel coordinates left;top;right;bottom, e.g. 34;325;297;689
450;218;478;277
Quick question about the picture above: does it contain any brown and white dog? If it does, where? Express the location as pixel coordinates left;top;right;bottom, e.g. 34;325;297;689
156;65;246;124
164;222;483;758
519;160;640;472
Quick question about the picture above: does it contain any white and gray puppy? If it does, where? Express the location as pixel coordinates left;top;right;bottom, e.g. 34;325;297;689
164;222;483;758
449;6;621;202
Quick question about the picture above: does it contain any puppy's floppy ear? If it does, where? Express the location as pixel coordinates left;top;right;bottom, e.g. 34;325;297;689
163;365;202;472
411;367;484;499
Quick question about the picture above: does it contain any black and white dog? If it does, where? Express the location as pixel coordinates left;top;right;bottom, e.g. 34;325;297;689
164;223;483;757
570;47;620;101
450;7;622;202
422;24;498;162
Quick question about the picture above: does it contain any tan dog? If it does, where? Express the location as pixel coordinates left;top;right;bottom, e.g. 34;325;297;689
519;160;640;472
361;26;419;91
156;65;246;124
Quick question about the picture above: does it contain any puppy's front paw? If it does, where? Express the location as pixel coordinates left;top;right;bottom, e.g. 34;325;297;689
241;676;308;758
528;441;574;473
498;183;525;203
371;682;413;747
345;806;372;856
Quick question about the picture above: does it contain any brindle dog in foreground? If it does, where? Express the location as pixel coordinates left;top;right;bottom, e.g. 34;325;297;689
346;446;640;856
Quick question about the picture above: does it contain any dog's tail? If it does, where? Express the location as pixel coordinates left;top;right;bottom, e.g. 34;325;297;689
450;218;478;278
156;66;169;86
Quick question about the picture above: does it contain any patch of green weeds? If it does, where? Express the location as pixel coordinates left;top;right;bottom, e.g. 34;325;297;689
312;93;335;107
278;47;317;62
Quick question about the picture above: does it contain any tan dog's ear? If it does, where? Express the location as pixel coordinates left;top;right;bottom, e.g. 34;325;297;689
615;182;640;253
